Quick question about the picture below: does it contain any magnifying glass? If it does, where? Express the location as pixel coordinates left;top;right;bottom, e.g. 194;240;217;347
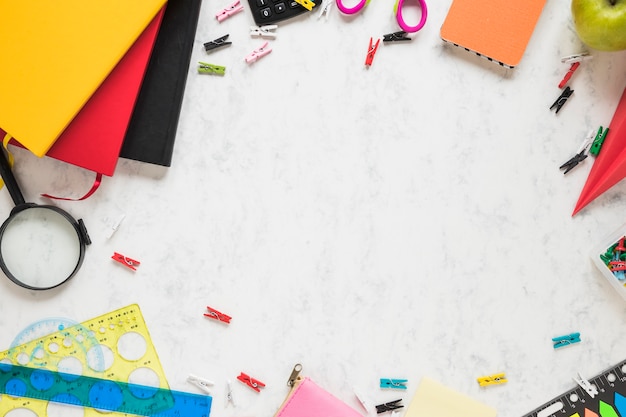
0;146;91;290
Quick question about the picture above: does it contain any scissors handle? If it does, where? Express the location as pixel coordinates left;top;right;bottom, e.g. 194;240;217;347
395;0;427;33
336;0;368;14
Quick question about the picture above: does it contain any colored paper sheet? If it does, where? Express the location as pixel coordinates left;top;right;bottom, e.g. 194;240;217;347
119;0;202;167
404;377;497;417
614;392;626;415
4;7;165;176
440;0;547;68
573;87;626;215
599;401;619;417
0;0;166;157
586;410;599;417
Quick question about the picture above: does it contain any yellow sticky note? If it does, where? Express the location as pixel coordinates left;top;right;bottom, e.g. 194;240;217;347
405;377;497;417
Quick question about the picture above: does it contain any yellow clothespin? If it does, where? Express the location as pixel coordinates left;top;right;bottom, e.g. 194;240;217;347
477;373;507;387
294;0;315;11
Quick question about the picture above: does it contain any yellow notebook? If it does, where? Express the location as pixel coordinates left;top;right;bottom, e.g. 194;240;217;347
0;0;166;157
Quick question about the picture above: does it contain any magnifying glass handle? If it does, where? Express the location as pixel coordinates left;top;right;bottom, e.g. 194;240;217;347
0;147;26;206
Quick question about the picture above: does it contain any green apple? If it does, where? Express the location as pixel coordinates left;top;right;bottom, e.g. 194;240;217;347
572;0;626;51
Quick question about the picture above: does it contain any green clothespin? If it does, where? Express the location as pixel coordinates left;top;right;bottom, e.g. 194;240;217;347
589;126;608;156
198;62;226;75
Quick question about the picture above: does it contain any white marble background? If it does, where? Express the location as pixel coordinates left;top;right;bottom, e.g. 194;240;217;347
2;1;626;417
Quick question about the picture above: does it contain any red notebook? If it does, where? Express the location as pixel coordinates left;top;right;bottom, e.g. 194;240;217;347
5;6;165;176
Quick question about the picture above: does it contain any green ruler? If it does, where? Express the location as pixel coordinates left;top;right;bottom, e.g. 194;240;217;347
0;363;212;417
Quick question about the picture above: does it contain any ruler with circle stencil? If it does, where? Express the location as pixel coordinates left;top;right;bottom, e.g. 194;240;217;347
0;304;211;417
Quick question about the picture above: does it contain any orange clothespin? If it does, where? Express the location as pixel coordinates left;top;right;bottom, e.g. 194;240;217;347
237;372;265;392
216;0;243;22
204;306;232;324
111;252;140;271
365;37;380;66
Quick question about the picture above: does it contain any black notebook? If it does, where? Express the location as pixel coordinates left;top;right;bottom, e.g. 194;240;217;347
120;0;202;167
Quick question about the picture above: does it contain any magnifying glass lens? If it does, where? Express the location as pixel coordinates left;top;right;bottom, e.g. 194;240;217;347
0;207;82;289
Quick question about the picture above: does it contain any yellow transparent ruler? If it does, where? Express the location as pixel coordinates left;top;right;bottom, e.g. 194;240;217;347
0;304;171;416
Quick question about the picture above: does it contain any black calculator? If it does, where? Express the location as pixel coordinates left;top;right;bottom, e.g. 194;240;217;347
247;0;319;25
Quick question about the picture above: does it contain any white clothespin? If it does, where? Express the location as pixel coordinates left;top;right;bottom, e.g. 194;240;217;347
216;0;243;22
226;379;236;407
187;374;215;394
103;213;125;239
574;373;598;398
575;129;596;154
250;25;277;39
353;388;371;414
245;41;272;63
561;52;592;64
317;0;333;19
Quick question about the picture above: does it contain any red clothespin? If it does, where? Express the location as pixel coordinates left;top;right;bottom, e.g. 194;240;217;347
616;237;626;253
245;41;272;63
204;306;232;324
216;0;243;22
111;252;140;271
609;261;626;271
365;37;380;66
558;61;580;89
237;372;266;392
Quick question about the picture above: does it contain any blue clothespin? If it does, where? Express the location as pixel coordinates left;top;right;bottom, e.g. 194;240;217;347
552;332;581;349
380;378;407;390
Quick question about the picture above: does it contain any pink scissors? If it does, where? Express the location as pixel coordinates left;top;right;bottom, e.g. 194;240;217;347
335;0;427;33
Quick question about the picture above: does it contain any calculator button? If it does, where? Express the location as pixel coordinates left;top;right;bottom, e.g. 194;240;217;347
256;0;269;6
288;0;299;7
259;7;272;18
274;2;286;13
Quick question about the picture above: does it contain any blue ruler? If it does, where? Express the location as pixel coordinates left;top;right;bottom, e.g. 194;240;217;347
0;363;212;417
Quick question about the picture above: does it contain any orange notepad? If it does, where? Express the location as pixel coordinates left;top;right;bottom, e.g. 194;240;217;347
0;0;166;157
440;0;547;68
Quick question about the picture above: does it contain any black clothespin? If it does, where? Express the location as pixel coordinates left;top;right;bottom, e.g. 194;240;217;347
550;86;574;114
559;150;588;174
383;31;411;42
375;399;404;414
559;133;593;174
204;34;232;52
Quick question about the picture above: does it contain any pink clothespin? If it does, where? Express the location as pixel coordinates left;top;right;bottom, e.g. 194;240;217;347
245;41;272;63
365;37;380;66
111;252;140;271
216;0;243;22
